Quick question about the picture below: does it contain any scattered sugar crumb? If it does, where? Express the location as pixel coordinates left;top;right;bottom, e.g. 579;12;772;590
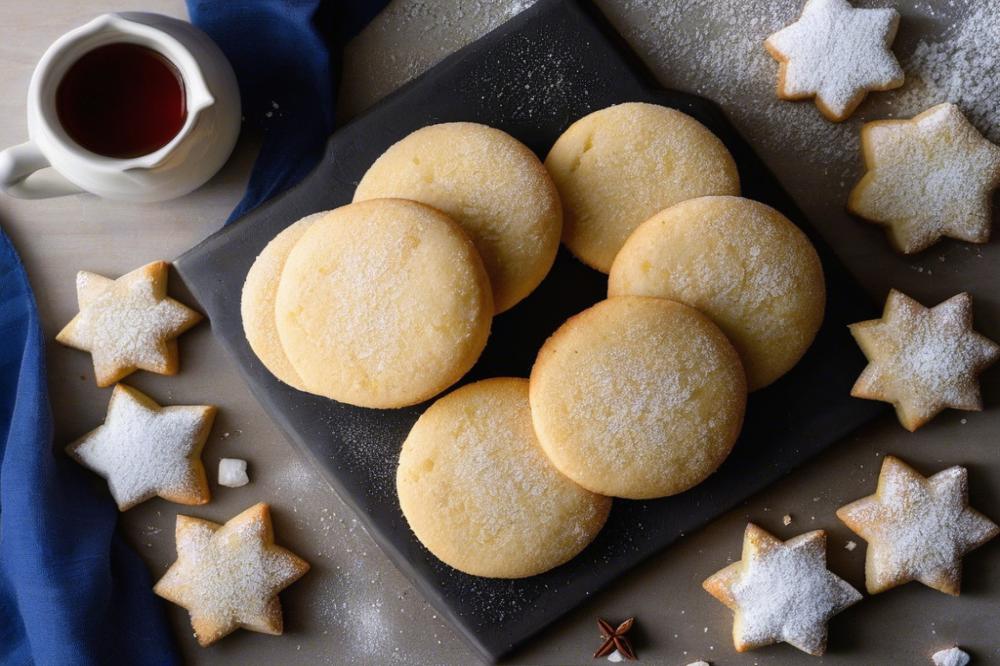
845;540;858;551
932;646;971;666
782;514;792;526
606;649;624;663
218;458;250;487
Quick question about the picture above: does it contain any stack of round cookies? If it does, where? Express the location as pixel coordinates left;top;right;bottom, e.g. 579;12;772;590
240;103;827;579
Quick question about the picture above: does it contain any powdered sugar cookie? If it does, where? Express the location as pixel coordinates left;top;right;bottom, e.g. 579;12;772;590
848;103;1000;254
544;102;740;273
765;0;903;122
154;503;309;646
837;455;998;595
849;290;1000;431
703;523;862;656
354;123;562;313
241;212;327;391
56;261;202;387
609;196;825;390
275;199;492;408
397;378;611;578
66;384;215;511
529;297;746;499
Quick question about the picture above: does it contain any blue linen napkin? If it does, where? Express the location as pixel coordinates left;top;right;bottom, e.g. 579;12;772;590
0;228;177;665
188;0;389;220
0;1;388;663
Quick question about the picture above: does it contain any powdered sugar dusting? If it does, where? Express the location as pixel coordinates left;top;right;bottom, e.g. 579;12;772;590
532;298;745;497
729;529;861;654
853;291;1000;419
155;506;308;644
895;1;1000;143
75;272;195;371
69;386;213;510
848;103;1000;253
182;519;299;624
398;379;609;576
838;457;999;590
341;0;540;116
765;0;902;118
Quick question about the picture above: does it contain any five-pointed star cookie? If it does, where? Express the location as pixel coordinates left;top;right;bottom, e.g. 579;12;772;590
849;103;1000;253
67;384;215;510
765;0;903;121
56;261;202;386
837;456;998;596
849;290;1000;431
703;524;861;656
154;503;310;647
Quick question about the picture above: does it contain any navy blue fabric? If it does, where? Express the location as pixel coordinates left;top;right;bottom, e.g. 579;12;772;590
0;228;178;666
0;1;388;663
187;0;389;221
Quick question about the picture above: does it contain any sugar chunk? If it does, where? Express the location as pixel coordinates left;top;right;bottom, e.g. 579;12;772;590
218;458;249;488
932;647;970;666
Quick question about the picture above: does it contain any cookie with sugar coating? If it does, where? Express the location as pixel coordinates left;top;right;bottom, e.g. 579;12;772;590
354;122;562;313
529;297;746;499
837;456;999;596
241;211;327;392
275;199;493;409
764;0;903;122
703;524;862;655
848;290;999;431
609;196;825;390
153;503;309;646
56;261;202;387
397;378;611;578
848;103;1000;254
544;102;739;273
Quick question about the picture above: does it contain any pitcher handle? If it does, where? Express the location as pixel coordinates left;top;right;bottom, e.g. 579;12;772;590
0;141;84;199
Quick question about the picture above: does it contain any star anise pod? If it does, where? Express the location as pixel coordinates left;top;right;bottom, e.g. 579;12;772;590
593;617;636;660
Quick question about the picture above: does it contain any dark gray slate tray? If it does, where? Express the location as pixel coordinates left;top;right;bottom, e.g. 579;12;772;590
174;0;886;661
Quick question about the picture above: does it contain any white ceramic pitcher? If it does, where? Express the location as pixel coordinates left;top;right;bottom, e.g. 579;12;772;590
0;13;241;202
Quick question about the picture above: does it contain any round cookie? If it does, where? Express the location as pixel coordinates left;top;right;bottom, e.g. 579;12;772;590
529;297;746;499
241;212;327;392
608;195;825;390
275;199;493;409
544;102;740;273
397;377;611;578
354;122;562;313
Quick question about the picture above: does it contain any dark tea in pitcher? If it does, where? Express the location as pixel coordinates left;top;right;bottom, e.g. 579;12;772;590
56;43;186;158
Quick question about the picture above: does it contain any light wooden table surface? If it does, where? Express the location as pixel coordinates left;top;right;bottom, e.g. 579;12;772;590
2;1;998;664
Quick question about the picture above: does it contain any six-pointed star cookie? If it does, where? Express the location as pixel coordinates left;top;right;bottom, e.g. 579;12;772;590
67;384;215;510
849;103;1000;253
837;456;998;596
56;261;203;386
849;289;1000;431
154;503;310;647
765;0;903;121
703;524;861;656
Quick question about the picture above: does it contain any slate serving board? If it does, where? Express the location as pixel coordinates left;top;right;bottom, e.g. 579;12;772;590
174;0;887;660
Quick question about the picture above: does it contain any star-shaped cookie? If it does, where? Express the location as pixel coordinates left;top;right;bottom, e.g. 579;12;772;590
703;524;861;656
154;503;310;646
848;103;1000;253
849;290;999;431
67;384;215;510
765;0;903;121
837;456;998;595
56;261;202;386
